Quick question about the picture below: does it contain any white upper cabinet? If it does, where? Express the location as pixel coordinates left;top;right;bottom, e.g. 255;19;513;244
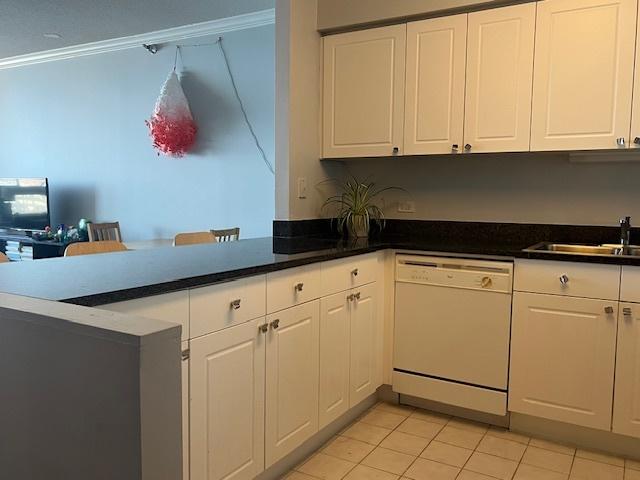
631;5;640;149
404;15;467;155
322;24;406;158
464;3;536;153
613;303;640;438
530;0;637;151
509;292;618;431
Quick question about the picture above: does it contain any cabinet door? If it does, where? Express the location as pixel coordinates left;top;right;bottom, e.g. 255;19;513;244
613;303;640;438
531;0;637;151
509;292;617;430
404;15;467;155
350;283;379;407
631;6;640;148
190;319;265;480
182;341;190;480
463;3;535;153
319;292;351;429
322;25;406;158
265;301;320;467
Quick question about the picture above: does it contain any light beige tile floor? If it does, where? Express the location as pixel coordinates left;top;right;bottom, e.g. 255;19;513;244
285;402;640;480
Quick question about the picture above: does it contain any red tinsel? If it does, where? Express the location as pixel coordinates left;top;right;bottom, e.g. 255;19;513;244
146;71;198;157
145;113;197;157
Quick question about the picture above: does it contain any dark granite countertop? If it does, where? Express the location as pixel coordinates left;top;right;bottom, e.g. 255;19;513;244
2;220;640;307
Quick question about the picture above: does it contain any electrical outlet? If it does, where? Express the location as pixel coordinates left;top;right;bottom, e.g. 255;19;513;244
297;177;307;199
398;201;416;213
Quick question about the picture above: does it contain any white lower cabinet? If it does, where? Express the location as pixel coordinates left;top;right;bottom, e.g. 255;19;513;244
349;283;378;407
182;341;190;480
613;303;640;438
190;318;265;480
319;292;351;429
509;292;618;431
265;301;320;467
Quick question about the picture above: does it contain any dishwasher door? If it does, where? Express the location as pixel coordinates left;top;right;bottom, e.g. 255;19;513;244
394;281;512;390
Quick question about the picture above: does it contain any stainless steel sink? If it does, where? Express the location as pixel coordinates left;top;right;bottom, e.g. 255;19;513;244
524;242;640;256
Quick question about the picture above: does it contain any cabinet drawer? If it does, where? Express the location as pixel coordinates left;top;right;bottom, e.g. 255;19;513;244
621;267;640;303
514;259;620;300
100;290;190;341
321;253;378;296
267;264;321;313
190;275;266;338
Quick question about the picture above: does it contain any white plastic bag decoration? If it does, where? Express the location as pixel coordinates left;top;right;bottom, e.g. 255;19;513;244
146;71;197;157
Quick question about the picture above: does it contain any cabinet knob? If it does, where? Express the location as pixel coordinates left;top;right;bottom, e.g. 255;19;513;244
181;349;190;361
559;274;569;285
230;299;241;310
480;276;492;288
294;282;304;292
258;323;269;334
354;292;361;301
464;144;472;152
270;319;280;330
347;293;355;302
351;268;359;277
392;147;399;154
634;137;640;145
452;144;459;152
617;137;626;147
623;307;633;316
604;306;614;314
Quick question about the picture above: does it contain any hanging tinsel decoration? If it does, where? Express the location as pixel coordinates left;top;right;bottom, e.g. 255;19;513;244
145;70;197;157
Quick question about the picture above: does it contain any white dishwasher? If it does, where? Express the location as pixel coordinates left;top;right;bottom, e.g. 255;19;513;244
393;255;513;416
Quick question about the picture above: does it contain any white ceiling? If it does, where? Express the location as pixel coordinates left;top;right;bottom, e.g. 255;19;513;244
0;0;275;59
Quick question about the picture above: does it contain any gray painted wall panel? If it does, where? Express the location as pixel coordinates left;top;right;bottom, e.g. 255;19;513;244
0;25;274;240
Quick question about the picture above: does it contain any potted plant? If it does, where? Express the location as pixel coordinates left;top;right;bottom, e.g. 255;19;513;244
322;176;403;238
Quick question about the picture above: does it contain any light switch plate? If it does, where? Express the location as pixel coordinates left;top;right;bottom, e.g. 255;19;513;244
297;177;307;199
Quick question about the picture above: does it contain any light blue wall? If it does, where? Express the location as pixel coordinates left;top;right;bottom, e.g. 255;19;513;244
0;25;275;240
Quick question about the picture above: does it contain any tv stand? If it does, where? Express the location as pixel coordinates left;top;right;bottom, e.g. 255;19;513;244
0;232;68;261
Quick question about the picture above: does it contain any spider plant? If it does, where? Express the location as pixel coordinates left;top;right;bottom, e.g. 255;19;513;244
322;176;403;238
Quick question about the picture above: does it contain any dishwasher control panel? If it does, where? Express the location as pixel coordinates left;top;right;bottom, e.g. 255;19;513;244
396;255;513;293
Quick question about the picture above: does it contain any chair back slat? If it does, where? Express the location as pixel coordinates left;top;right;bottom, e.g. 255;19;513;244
174;232;217;246
212;227;240;242
64;240;128;256
88;222;122;242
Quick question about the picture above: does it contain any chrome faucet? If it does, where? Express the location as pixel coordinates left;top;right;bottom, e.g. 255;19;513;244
621;216;632;247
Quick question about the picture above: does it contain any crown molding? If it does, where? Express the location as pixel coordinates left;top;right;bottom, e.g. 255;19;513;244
0;8;275;70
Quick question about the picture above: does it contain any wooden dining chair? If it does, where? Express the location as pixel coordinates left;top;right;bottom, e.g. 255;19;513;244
0;252;9;263
64;240;128;257
88;222;122;242
212;227;240;242
173;231;217;246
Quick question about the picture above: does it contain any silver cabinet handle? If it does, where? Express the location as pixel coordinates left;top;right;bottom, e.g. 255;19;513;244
604;306;614;314
559;274;569;285
623;307;633;316
259;323;269;334
270;319;280;330
392;147;399;154
181;349;190;361
230;299;241;310
347;293;355;302
464;144;472;152
351;268;359;277
617;137;626;147
294;282;304;292
354;292;361;300
452;144;459;152
634;137;640;145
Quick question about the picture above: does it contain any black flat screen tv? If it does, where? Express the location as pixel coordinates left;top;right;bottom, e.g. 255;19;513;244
0;178;51;232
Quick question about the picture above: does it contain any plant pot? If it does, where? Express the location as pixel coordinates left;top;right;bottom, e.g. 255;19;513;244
348;215;370;238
